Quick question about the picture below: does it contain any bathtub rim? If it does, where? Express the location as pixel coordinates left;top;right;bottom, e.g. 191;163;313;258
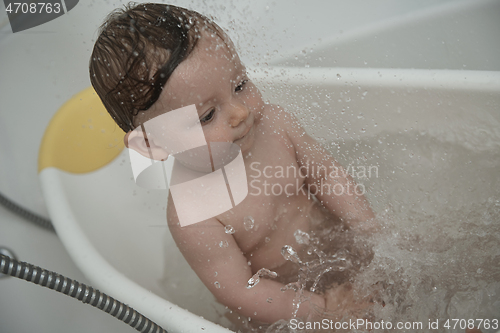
250;66;500;92
38;166;234;333
268;0;500;72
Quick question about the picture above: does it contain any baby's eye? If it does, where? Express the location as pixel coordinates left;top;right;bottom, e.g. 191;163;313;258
200;109;215;124
235;79;248;92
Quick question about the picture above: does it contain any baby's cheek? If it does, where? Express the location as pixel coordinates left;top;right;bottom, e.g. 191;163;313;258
207;126;233;142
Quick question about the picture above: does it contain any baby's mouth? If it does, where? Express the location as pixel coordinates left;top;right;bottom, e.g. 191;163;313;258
236;125;251;141
234;115;254;143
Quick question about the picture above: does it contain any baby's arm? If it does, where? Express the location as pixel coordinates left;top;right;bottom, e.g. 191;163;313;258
280;106;375;228
168;210;325;323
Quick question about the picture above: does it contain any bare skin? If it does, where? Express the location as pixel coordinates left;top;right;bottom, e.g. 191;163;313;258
125;31;375;324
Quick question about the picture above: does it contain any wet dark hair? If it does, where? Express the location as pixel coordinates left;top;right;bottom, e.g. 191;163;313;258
89;2;225;132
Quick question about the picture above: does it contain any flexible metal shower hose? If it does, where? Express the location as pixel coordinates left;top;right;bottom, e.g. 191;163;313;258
0;191;168;332
0;191;55;232
0;253;168;333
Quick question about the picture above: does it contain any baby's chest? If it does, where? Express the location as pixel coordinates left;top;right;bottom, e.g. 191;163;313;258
223;142;308;246
246;140;306;193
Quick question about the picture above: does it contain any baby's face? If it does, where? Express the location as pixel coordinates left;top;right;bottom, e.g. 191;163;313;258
134;32;265;155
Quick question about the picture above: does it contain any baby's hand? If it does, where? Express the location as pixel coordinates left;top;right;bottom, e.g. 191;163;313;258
324;283;374;317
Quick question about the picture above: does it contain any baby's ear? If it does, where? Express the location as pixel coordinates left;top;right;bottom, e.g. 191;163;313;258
124;129;169;161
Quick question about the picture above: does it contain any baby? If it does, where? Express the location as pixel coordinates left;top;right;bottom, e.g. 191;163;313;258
90;2;375;325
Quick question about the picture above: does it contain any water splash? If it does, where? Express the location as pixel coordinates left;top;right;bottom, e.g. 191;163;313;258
279;233;355;318
293;229;310;245
224;225;235;234
246;268;278;289
234;132;500;332
281;245;302;265
244;216;255;231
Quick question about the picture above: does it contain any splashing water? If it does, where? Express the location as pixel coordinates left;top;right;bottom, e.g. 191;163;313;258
244;216;255;231
279;232;357;319
281;245;303;265
293;229;311;245
236;131;499;333
224;225;235;234
247;268;279;289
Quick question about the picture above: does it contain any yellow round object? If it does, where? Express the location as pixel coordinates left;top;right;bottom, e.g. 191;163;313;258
38;86;125;173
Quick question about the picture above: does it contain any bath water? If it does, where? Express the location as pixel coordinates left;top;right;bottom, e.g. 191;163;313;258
236;130;500;333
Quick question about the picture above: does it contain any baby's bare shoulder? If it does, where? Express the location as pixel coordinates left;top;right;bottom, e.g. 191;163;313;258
261;104;294;123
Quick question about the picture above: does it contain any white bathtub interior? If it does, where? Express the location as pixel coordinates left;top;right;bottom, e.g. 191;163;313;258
1;0;499;332
270;0;500;71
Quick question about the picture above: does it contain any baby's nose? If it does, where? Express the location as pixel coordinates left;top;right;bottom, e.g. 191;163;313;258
228;102;249;127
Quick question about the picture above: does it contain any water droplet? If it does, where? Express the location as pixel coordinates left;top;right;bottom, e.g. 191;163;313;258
265;237;271;243
219;240;229;248
246;268;278;289
336;73;341;79
281;245;302;264
243;216;255;231
281;282;300;292
214;281;221;289
294;230;310;245
224;225;235;234
266;297;273;303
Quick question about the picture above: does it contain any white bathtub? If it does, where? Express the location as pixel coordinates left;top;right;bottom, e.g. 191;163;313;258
3;0;499;332
38;65;500;332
